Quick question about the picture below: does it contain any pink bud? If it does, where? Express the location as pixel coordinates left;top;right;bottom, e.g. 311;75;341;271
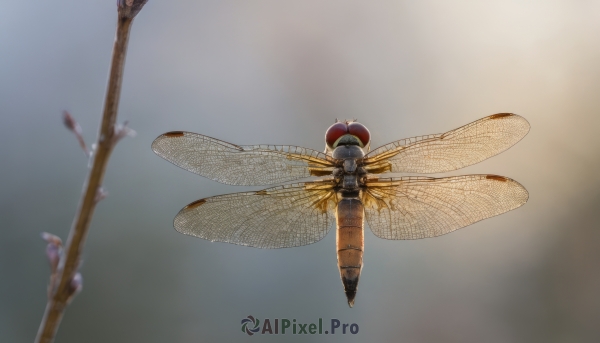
62;111;77;132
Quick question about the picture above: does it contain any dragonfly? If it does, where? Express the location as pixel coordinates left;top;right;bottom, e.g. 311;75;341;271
152;113;529;307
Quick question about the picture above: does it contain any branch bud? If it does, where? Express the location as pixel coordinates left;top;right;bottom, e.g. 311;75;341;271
112;120;137;146
118;0;148;19
62;111;90;156
41;233;63;274
67;273;83;304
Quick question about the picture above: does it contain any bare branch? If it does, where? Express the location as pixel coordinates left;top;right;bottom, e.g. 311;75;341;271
35;1;147;342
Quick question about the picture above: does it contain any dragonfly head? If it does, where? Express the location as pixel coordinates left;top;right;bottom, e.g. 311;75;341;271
325;120;371;154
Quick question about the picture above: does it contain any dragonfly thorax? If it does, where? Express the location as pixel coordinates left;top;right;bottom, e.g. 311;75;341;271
332;145;367;192
332;145;364;160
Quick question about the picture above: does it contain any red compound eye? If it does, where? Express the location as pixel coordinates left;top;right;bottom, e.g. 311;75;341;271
348;122;370;147
325;122;348;147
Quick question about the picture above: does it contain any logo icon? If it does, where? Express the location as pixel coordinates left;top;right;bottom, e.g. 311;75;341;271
241;315;261;336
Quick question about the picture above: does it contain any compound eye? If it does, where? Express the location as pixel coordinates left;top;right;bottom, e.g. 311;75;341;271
348;122;370;147
325;122;348;147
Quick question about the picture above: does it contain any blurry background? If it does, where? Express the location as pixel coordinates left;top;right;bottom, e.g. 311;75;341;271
1;0;599;342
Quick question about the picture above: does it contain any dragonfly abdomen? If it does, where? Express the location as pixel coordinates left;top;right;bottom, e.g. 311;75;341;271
336;197;364;308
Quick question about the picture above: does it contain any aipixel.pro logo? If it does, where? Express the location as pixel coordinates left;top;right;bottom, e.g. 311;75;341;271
240;316;359;336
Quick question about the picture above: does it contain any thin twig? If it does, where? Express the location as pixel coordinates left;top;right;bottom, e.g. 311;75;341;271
35;2;147;342
62;111;90;157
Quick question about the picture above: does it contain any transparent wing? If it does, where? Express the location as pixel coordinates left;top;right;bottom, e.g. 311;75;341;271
152;132;335;186
363;175;528;240
174;180;337;248
363;114;530;174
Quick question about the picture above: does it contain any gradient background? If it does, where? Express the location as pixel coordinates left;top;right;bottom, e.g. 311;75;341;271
2;1;599;342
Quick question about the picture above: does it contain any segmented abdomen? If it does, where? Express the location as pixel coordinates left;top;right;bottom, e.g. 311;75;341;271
336;197;364;307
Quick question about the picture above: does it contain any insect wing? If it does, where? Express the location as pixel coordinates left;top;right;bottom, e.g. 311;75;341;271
364;114;530;174
174;181;337;248
152;132;335;186
363;175;528;240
